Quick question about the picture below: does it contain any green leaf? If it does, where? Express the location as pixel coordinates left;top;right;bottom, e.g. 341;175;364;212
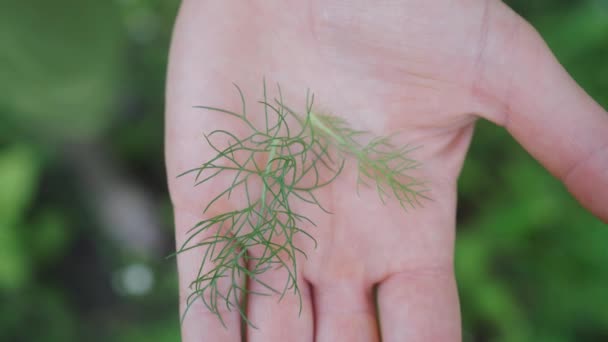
0;145;39;229
0;144;39;289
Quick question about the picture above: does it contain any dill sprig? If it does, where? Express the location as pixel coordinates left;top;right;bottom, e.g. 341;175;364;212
176;82;427;328
302;112;429;209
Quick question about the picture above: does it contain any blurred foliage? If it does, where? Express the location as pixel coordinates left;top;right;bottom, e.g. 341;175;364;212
458;1;608;341
0;0;606;341
0;0;180;341
0;0;124;142
0;145;39;290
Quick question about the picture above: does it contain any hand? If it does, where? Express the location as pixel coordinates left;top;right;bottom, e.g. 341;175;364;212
165;1;608;341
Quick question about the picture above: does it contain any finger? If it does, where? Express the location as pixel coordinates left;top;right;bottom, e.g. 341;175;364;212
174;209;243;342
313;282;379;342
246;266;314;342
377;268;460;341
477;3;608;222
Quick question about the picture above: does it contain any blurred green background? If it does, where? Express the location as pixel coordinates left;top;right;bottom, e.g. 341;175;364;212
0;0;606;341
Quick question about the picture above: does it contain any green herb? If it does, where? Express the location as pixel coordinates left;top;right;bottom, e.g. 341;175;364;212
175;82;428;327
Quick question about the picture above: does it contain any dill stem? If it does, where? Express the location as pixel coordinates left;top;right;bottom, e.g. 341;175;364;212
309;112;363;160
259;139;278;219
256;140;279;263
309;112;346;146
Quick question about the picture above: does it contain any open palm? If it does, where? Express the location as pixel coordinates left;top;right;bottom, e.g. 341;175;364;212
165;1;608;341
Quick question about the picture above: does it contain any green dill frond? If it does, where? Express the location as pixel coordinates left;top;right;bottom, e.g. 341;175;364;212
176;81;427;328
177;82;341;327
277;102;428;209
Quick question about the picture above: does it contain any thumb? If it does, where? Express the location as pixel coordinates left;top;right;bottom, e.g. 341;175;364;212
478;2;608;222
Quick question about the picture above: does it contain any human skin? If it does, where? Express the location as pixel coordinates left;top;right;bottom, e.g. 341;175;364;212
164;1;608;341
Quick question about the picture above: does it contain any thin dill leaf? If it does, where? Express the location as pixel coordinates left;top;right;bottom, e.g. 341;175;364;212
263;78;270;131
306;111;426;209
